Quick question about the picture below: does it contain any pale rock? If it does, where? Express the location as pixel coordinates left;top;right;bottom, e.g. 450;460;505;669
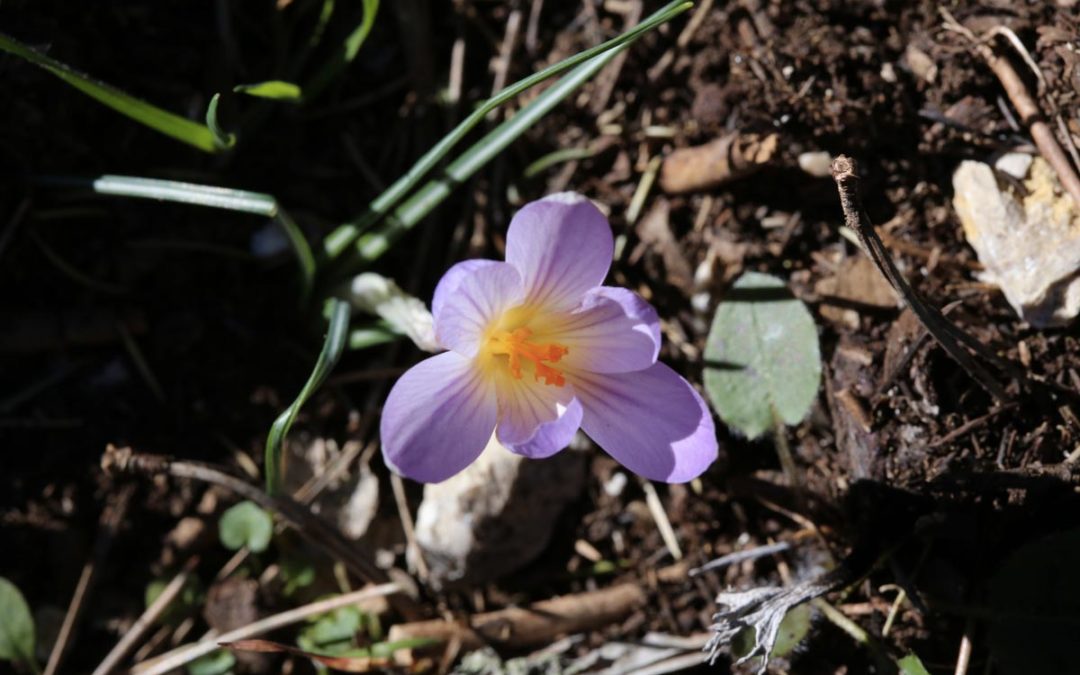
953;154;1080;327
337;465;380;540
797;151;833;178
412;435;586;588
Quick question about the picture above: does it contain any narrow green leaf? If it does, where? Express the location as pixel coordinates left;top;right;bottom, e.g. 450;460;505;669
322;0;692;261
218;501;274;553
703;272;822;440
0;577;36;670
233;81;303;101
205;94;237;149
304;0;380;101
897;653;932;675
0;32;219;153
348;324;401;350
39;175;316;302
265;299;352;494
524;146;595;178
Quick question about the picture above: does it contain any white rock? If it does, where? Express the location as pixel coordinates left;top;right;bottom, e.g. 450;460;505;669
953;155;1080;327
412;435;586;588
798;151;833;178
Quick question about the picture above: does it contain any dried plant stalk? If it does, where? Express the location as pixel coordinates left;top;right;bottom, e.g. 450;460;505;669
660;133;778;194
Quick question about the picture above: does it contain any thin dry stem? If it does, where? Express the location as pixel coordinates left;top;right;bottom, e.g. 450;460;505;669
130;583;400;675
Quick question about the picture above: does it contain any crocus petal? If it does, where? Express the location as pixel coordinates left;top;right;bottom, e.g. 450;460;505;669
502;396;583;459
381;351;497;483
432;259;500;321
549;286;661;374
494;374;579;457
435;261;524;357
573;363;717;483
505;193;614;312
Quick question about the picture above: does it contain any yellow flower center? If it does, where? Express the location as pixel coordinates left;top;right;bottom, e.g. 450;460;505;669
486;326;569;387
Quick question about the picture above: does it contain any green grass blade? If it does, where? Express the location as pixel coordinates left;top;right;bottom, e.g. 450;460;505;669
322;0;691;260
206;94;237;149
234;81;303;101
348;27;659;265
304;0;380;101
264;299;352;494
348;323;402;350
523;146;595;178
0;32;220;153
41;175;317;301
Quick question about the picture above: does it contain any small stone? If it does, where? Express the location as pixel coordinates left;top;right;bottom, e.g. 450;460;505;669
798;151;833;178
412;436;586;588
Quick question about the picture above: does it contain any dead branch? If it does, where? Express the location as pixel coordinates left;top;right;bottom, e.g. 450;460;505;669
941;9;1080;208
660;133;778;194
101;445;422;620
44;484;134;675
130;583;401;675
829;155;1013;402
387;583;647;651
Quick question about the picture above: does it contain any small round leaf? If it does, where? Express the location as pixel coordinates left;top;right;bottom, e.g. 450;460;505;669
218;501;274;553
704;272;822;439
0;577;36;668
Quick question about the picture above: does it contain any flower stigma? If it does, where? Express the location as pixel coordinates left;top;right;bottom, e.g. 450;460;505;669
485;323;569;387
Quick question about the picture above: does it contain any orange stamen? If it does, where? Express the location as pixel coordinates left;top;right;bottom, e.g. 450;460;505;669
487;327;568;386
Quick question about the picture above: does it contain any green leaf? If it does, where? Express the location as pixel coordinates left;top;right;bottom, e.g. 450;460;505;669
0;577;36;669
264;299;351;494
731;604;812;661
233;81;303;101
298;606;363;653
205;94;237;149
303;0;379;101
280;556;316;596
144;576;203;626
322;0;692;263
703;272;822;440
187;649;235;675
897;653;932;675
39;175;316;303
0;32;219;153
988;528;1080;675
218;501;274;553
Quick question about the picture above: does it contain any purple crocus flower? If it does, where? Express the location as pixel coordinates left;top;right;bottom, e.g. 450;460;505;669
380;193;718;483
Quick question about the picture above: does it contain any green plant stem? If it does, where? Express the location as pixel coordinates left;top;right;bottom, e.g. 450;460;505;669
812;599;897;674
770;409;800;487
264;300;351;494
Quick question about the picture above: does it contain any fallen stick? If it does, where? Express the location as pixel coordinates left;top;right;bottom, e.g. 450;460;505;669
130;583;401;675
44;485;134;675
941;9;1080;208
387;583;647;651
660;133;778;194
101;445;422;619
830;156;1012;401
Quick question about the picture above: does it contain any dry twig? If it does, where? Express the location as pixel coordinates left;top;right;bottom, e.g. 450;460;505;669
659;133;778;194
388;583;647;650
130;583;400;675
830;155;1012;402
45;485;134;675
101;445;422;619
940;9;1080;208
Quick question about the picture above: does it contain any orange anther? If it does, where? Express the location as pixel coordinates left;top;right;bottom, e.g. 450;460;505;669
487;327;568;386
